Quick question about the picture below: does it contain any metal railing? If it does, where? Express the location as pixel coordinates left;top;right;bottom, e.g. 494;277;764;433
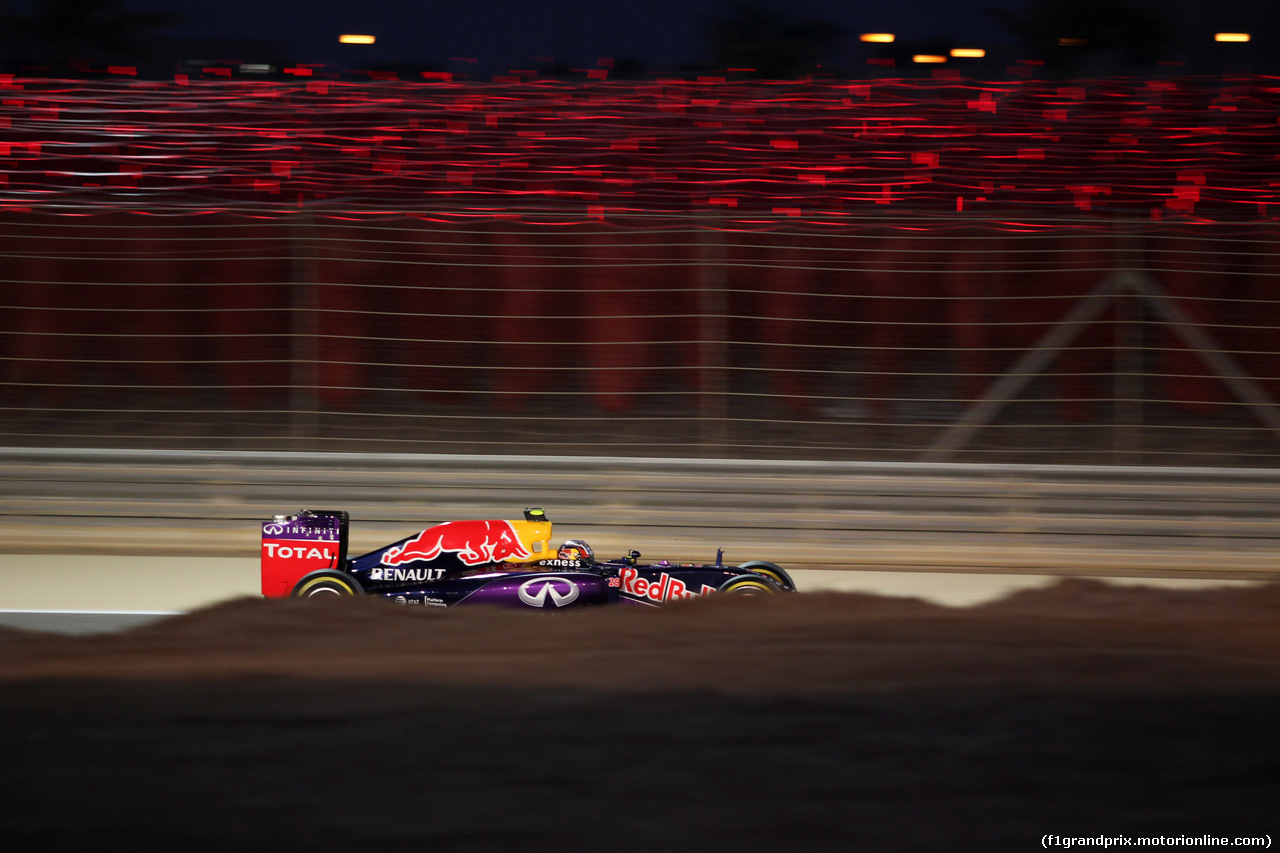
4;447;1279;578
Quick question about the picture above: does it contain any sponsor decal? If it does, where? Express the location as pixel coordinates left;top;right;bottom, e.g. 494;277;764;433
535;558;583;568
261;521;338;541
262;542;336;561
383;520;531;567
620;567;716;604
371;567;445;583
517;577;580;608
423;598;447;608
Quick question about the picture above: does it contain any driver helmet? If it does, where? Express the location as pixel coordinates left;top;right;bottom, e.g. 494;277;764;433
558;539;594;564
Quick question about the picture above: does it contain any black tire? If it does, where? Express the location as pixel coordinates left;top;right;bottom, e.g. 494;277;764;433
292;570;363;599
737;560;796;592
717;574;783;596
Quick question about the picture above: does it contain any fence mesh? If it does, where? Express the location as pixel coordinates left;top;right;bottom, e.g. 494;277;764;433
3;210;1280;465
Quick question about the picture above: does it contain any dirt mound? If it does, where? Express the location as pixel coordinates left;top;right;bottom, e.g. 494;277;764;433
4;581;1279;849
979;576;1280;620
3;581;1279;691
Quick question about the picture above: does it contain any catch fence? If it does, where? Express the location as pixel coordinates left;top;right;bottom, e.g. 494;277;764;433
3;210;1280;465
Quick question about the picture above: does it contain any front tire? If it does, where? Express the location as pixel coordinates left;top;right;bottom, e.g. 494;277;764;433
292;570;363;598
717;574;783;596
737;560;796;592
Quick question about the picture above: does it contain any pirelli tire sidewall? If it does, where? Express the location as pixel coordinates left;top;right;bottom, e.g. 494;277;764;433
736;560;796;592
291;570;364;599
717;574;784;596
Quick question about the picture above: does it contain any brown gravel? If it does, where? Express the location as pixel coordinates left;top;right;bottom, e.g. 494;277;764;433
2;579;1277;850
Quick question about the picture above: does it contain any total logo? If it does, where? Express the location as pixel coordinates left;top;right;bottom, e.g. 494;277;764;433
517;577;580;608
620;567;716;604
262;542;336;562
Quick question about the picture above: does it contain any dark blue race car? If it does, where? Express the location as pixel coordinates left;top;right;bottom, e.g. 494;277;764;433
261;508;795;609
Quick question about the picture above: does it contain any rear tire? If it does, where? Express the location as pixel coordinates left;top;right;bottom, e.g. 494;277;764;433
292;571;362;598
717;574;783;596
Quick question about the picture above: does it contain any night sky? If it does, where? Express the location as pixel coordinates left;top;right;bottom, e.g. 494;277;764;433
5;0;1273;76
132;0;1029;71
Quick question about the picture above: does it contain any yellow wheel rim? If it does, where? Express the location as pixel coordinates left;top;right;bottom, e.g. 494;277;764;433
296;577;355;597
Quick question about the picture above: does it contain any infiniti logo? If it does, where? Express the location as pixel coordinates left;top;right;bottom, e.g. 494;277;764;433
263;524;284;536
518;577;580;608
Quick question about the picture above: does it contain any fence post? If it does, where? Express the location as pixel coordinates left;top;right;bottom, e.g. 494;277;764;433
697;215;729;449
288;213;319;440
1114;220;1146;462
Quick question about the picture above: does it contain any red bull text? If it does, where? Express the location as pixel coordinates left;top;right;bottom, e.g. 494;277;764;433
619;567;717;604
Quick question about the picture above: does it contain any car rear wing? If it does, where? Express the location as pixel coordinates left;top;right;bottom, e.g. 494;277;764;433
260;510;349;598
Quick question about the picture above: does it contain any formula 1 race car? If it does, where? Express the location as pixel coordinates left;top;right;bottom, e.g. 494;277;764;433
261;508;795;609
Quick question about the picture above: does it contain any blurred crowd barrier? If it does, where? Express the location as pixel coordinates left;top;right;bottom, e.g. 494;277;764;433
3;75;1280;464
1;77;1277;214
5;448;1279;577
2;211;1280;464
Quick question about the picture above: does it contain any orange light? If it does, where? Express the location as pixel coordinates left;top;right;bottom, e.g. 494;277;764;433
1215;33;1250;43
860;33;895;43
950;48;985;58
339;34;376;45
1058;38;1088;46
912;54;947;64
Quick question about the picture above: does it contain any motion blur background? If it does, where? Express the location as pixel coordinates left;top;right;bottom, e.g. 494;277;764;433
3;0;1280;580
5;9;1280;849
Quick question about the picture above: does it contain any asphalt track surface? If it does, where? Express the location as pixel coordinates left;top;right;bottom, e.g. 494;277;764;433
0;553;1264;631
0;609;179;633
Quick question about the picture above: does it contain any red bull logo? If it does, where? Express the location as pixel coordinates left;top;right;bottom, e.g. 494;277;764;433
382;519;531;567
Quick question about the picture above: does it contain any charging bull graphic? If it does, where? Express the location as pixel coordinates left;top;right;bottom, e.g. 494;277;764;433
382;519;532;568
